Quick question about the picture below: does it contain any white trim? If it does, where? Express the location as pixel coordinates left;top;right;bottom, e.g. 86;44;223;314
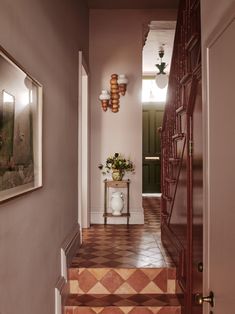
61;223;80;272
91;209;144;224
55;287;62;314
55;224;80;314
60;248;67;281
55;277;65;314
78;51;90;231
142;193;162;197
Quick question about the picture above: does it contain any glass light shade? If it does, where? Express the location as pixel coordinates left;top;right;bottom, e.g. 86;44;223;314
99;90;110;100
155;73;168;89
117;74;128;85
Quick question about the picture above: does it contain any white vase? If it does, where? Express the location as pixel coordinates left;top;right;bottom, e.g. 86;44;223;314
111;191;124;216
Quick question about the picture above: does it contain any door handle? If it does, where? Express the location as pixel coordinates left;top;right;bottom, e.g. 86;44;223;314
145;156;160;160
197;262;203;272
195;291;214;307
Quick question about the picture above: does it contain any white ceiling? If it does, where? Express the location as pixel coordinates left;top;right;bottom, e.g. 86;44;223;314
87;0;179;9
142;21;176;75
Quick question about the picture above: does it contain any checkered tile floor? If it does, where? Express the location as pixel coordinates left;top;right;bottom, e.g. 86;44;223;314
71;197;174;268
64;198;181;314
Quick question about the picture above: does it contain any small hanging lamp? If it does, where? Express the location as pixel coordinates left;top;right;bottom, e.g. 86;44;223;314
155;47;168;89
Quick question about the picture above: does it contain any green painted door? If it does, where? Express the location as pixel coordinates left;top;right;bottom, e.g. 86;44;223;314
142;103;164;193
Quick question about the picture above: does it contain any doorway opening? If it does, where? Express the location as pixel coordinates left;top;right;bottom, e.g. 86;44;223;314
78;51;90;232
142;21;176;195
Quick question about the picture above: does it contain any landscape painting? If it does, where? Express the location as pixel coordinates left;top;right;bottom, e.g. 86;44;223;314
0;47;42;202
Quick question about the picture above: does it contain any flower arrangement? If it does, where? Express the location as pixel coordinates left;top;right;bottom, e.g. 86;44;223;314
98;153;135;180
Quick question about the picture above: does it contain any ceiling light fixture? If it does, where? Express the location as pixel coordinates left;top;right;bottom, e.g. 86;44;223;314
155;46;168;89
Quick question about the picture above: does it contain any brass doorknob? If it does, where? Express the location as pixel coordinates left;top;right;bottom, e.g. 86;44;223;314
195;291;214;307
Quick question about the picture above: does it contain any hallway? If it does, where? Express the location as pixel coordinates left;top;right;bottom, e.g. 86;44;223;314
71;197;173;268
64;197;182;314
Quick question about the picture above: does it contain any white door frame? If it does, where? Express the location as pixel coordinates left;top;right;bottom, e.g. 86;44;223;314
78;51;90;232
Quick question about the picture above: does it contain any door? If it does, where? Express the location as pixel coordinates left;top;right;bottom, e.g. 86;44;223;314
203;4;235;314
192;81;203;314
142;103;164;193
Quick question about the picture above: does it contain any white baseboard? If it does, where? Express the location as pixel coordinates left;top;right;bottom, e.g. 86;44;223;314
91;209;144;224
55;223;81;314
55;276;66;314
61;222;80;272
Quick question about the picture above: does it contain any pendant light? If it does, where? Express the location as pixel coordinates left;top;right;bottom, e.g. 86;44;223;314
155;47;168;89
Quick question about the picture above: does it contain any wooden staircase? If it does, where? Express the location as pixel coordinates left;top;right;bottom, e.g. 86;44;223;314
160;0;203;313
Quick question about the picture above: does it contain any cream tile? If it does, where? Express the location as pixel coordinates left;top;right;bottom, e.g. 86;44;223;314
115;282;137;294
88;282;110;294
88;268;111;280
68;280;79;293
141;281;163;294
141;268;163;280
167;279;176;293
115;268;136;280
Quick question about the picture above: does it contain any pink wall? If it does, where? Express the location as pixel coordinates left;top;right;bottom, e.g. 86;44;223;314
0;0;89;313
89;9;176;223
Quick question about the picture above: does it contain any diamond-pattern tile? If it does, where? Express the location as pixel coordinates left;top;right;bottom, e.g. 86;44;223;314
70;197;174;269
69;268;177;294
153;269;167;292
127;270;150;292
64;197;182;314
79;269;98;293
100;269;125;293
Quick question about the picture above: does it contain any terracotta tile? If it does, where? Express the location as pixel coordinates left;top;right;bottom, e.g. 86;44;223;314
115;268;136;280
88;268;111;281
100;307;125;314
79;269;98;293
88;282;110;294
68;268;79;280
167;280;176;293
127;295;150;304
115;282;137;294
64;294;182;307
101;261;123;268
74;308;96;314
100;269;125;293
127;270;150;292
68;197;174;269
64;308;73;314
157;307;181;314
167;268;176;279
129;308;153;314
141;269;162;281
153;270;167;292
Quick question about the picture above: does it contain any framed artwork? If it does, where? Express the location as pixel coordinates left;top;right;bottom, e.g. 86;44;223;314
0;46;42;202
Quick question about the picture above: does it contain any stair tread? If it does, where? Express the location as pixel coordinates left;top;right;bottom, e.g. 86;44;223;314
65;293;183;307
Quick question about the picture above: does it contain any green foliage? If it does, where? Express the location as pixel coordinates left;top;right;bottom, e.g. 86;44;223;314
98;152;135;175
